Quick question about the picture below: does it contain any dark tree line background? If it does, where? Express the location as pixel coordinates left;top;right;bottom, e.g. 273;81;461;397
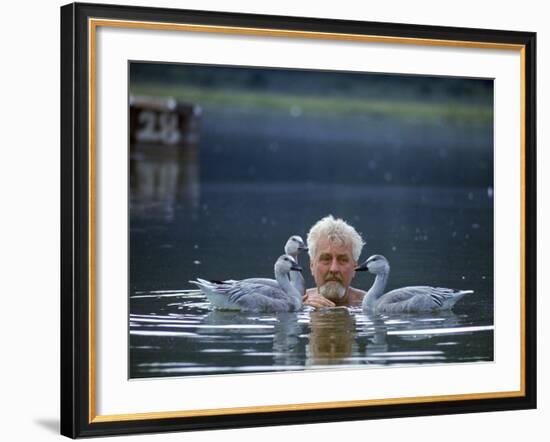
130;62;493;188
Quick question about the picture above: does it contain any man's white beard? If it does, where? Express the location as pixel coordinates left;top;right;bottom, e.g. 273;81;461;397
319;281;346;301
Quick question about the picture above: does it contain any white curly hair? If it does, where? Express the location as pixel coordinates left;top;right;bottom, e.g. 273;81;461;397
307;215;365;262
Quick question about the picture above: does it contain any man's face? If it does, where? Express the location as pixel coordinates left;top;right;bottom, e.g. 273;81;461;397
310;235;357;301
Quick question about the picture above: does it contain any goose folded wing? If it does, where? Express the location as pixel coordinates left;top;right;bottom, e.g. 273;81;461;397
382;286;456;308
381;286;427;303
225;282;288;303
239;277;278;288
426;287;462;306
225;282;291;312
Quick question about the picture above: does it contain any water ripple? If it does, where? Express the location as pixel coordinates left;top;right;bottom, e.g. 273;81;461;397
129;289;494;378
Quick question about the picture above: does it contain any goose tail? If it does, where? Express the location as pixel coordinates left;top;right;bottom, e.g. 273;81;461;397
445;289;473;309
189;278;238;310
189;278;212;290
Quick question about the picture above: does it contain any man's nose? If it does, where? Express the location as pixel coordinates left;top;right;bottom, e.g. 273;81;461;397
329;258;340;272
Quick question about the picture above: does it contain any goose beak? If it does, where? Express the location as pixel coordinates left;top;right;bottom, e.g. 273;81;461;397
291;263;303;272
355;263;368;272
298;245;308;251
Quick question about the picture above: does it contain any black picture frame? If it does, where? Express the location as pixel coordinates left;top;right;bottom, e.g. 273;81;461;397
61;2;537;438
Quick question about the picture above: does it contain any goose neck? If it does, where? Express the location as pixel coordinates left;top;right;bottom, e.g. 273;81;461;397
362;270;389;310
276;270;302;307
287;251;298;261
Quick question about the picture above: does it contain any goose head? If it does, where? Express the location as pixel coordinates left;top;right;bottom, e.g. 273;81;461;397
275;254;303;274
355;254;389;275
284;235;308;257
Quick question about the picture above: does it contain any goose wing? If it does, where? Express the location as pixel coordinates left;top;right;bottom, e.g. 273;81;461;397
240;277;278;288
245;275;305;297
225;281;287;301
422;287;467;307
224;282;293;312
379;286;470;313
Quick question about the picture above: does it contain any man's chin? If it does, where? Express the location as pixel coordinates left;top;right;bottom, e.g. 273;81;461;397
319;282;347;301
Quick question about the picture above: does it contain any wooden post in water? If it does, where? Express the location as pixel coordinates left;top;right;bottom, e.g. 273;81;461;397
129;95;202;216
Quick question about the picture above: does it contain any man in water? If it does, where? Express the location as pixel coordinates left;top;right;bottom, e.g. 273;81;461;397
303;215;366;308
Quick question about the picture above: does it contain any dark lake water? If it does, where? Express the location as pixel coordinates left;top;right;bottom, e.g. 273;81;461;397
129;90;493;378
129;182;494;378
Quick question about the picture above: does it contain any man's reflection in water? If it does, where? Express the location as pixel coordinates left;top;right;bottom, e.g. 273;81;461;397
306;307;356;365
306;309;394;367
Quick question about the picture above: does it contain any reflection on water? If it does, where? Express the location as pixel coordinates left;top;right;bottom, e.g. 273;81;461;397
306;308;356;366
129;94;201;220
131;147;200;222
129;290;493;378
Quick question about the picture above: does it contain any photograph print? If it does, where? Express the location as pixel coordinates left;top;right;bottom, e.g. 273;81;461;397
128;61;494;379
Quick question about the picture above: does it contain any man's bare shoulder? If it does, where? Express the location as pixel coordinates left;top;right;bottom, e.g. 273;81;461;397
348;287;367;297
347;287;366;306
